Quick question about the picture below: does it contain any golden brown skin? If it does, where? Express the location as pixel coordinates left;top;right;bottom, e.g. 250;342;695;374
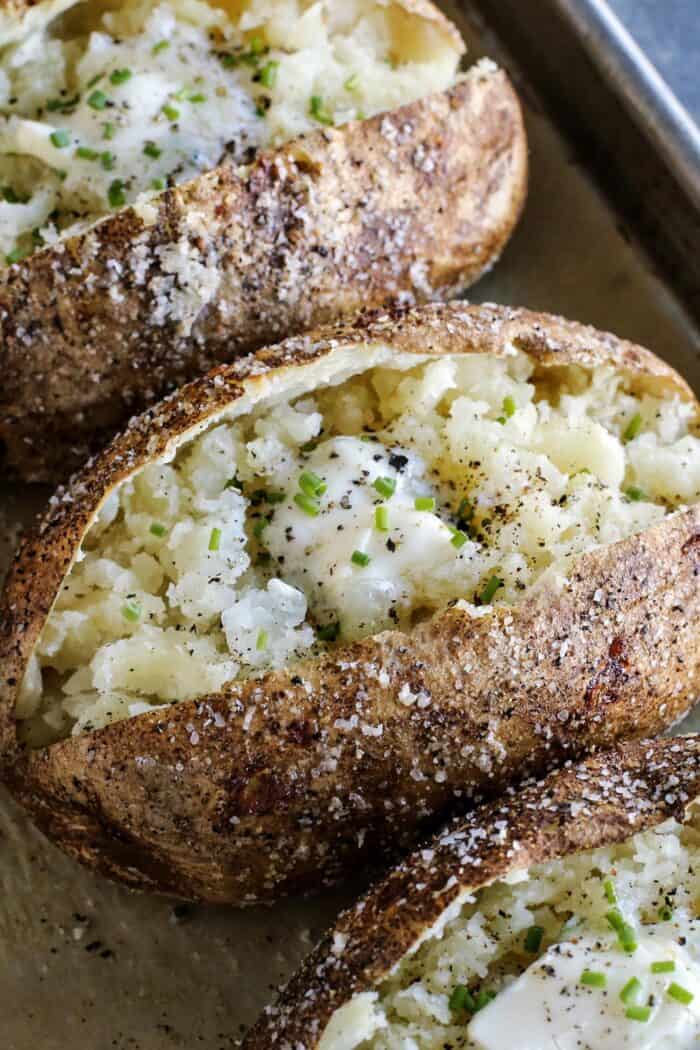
242;735;700;1049
1;303;698;905
0;52;528;481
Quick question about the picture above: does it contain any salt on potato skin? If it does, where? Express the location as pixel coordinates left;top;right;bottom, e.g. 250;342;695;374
0;302;699;906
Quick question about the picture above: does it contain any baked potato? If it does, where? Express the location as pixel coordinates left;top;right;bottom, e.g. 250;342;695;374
242;734;700;1050
1;302;699;904
0;0;527;482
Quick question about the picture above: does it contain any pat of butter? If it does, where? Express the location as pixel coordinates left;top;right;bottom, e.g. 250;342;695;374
469;930;700;1050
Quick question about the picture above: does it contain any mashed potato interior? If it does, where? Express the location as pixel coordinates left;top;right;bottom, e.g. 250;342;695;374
0;0;461;259
327;811;700;1050
18;350;700;740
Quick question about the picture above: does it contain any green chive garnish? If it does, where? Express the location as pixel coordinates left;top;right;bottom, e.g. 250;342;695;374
651;961;675;974
625;486;646;502
152;40;170;54
253;518;269;540
603;878;617;904
299;471;326;497
373;476;396;499
414;496;436;512
107;179;126;208
620;977;642;1004
351;550;371;567
318;621;340;643
503;395;516;418
75;146;99;161
102;121;116;140
100;151;116;170
625;1005;651;1022
449;985;476;1013
344;73;359;93
50;129;70;149
149;522;167;538
143;141;162;159
451;528;469;550
5;246;29;265
667;982;694;1005
310;95;333;125
122;599;141;622
266;491;286;504
259;60;279;88
473;990;497;1012
477;575;503;605
524;926;544;953
88;89;108;110
581;970;606;988
658;905;673;921
375;505;390;531
294;492;320;517
189;92;207;103
151;178;165;191
110;69;132;85
162;103;180;121
208;527;222;551
606;909;638;953
623;412;643;442
256;629;268;651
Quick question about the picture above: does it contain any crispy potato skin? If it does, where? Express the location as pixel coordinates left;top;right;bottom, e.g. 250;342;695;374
242;736;700;1049
0;65;527;482
1;303;699;905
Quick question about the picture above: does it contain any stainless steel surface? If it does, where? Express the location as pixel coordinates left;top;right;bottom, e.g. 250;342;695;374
1;3;699;1047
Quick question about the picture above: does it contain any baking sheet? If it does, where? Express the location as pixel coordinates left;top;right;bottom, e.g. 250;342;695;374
2;2;700;1046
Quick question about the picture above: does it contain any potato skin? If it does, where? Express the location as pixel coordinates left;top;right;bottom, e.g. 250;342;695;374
1;303;698;905
0;62;527;482
242;735;700;1049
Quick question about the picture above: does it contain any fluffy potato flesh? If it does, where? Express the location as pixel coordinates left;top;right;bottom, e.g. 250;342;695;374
17;349;700;741
0;0;461;259
321;809;700;1050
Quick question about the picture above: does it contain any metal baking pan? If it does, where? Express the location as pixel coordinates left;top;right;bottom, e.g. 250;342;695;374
1;2;699;1046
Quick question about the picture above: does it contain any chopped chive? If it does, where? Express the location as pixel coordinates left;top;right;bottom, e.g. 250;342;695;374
623;412;643;442
256;629;268;651
581;970;606;988
603;878;617;904
253;517;269;540
317;621;340;642
375;505;390;532
86;73;103;88
162;103;180;121
667;982;694;1005
47;94;80;111
625;1005;651;1023
75;146;99;161
620;977;642;1004
625;486;646;502
110;68;132;85
189;92;207;103
121;599;141;622
606;909;638;953
294;492;320;517
299;470;326;497
49;129;71;149
102;121;116;140
107;179;126;208
451;528;469;550
309;95;333;125
473;990;496;1012
351;550;371;567
100;151;116;170
88;89;109;110
266;491;286;504
344;73;360;93
208;527;222;552
373;476;396;499
152;39;170;54
524;925;544;953
259;60;279;88
658;905;673;921
149;522;167;537
5;246;29;265
497;416;507;425
143;141;162;159
477;575;503;605
220;52;238;69
53;168;68;181
651;961;675;974
449;984;476;1013
248;34;265;55
503;395;516;418
151;178;166;191
414;496;436;512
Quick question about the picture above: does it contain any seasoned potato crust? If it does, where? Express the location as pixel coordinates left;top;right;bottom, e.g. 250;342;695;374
1;303;698;905
242;736;700;1049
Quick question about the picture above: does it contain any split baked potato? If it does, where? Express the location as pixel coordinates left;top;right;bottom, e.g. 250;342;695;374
1;302;699;904
243;734;700;1049
0;0;527;482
